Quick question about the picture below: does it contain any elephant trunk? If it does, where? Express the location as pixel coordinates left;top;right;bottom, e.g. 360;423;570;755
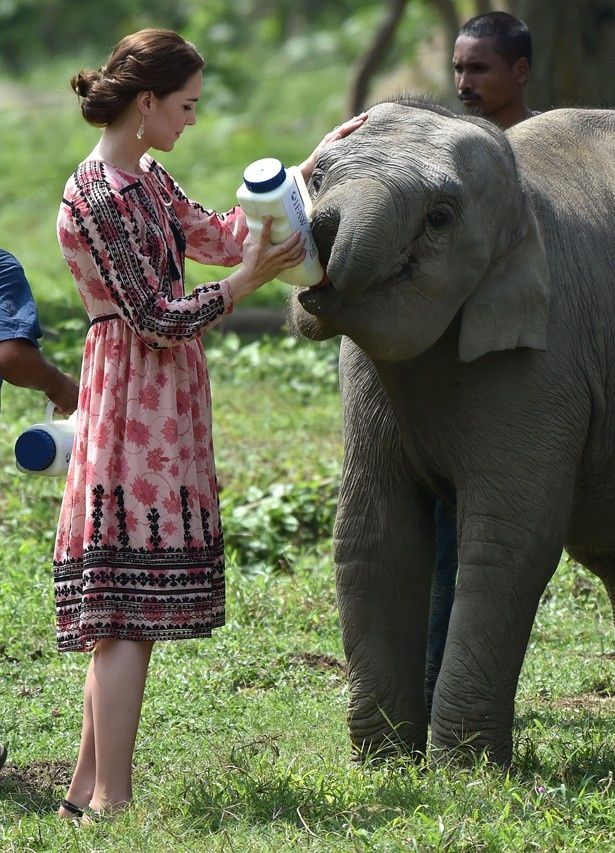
312;179;409;297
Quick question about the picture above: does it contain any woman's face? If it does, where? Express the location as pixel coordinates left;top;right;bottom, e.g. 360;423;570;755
146;70;203;151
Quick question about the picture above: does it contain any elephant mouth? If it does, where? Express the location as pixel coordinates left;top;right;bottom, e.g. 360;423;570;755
297;273;342;316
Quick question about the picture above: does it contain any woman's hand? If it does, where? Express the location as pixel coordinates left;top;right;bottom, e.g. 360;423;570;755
299;112;368;182
225;217;306;303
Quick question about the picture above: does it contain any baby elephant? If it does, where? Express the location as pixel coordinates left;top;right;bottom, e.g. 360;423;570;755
292;100;615;767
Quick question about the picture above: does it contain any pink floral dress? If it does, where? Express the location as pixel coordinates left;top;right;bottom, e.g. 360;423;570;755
54;154;248;651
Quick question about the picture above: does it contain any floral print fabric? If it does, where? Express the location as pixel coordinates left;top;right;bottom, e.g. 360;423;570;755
54;155;248;651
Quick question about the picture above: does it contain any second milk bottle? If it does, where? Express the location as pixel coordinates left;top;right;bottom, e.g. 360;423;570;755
14;401;77;477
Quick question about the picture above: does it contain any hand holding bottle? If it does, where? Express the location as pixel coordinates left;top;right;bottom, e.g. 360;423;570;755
225;217;305;303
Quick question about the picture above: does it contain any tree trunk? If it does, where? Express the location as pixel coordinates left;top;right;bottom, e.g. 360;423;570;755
518;0;615;110
346;0;410;117
431;0;462;56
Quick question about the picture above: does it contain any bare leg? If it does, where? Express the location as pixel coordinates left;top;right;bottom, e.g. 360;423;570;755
89;639;154;812
58;656;96;819
58;638;154;818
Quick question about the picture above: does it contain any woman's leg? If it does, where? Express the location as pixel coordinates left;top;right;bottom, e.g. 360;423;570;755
58;656;96;819
89;638;154;812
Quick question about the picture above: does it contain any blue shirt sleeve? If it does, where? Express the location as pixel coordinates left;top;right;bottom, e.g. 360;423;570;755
0;249;42;347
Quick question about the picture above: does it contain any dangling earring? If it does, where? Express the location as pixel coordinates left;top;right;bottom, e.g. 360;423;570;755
136;115;145;140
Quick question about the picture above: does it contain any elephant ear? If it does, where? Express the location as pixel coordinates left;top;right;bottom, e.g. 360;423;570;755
458;207;550;363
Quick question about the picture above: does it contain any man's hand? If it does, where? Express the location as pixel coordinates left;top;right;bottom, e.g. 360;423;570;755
44;370;79;416
0;338;79;415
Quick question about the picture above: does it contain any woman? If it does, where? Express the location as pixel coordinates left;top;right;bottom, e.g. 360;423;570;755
55;28;365;819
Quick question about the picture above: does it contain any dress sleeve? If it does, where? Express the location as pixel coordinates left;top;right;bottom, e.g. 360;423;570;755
62;180;235;350
156;164;249;266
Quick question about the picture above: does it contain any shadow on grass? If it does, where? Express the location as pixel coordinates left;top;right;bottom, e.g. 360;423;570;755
0;759;72;815
179;736;431;837
178;712;615;840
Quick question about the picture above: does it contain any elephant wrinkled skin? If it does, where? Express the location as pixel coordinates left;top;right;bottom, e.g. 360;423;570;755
291;101;615;767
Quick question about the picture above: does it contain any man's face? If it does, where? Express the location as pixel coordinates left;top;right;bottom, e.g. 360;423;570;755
453;35;526;121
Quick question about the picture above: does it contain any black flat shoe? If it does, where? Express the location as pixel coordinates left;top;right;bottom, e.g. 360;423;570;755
60;799;103;824
0;743;7;770
60;798;84;819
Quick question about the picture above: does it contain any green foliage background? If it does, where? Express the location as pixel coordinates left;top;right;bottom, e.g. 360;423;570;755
0;0;432;322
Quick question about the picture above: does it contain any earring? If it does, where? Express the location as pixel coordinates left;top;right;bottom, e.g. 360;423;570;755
136;115;145;140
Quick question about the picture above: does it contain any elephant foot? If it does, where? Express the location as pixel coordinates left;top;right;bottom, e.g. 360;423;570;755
350;740;427;766
430;717;513;768
348;720;428;765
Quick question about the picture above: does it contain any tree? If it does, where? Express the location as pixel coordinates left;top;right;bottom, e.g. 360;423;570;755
345;0;410;117
0;0;187;72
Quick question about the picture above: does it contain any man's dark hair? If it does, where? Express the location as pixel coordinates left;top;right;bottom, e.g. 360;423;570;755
458;11;532;67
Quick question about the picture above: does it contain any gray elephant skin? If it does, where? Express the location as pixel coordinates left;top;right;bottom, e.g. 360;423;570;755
291;100;615;767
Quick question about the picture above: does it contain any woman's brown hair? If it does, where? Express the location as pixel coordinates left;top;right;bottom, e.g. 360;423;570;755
70;29;204;127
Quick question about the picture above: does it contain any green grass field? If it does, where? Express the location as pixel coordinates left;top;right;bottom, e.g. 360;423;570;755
0;64;614;852
0;328;613;851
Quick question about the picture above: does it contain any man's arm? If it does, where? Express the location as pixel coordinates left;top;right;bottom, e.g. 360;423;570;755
0;338;79;415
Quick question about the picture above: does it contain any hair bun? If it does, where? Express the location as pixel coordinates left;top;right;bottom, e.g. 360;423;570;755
69;29;204;128
70;69;98;98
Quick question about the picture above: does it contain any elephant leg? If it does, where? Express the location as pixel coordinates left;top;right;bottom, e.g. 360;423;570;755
430;494;568;767
336;478;434;761
336;346;434;760
565;547;615;624
425;500;458;716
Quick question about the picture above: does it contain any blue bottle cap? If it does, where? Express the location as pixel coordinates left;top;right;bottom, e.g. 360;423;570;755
243;158;287;193
15;428;57;471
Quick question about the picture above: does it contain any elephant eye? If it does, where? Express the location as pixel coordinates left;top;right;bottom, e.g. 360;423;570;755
310;170;324;193
426;207;453;229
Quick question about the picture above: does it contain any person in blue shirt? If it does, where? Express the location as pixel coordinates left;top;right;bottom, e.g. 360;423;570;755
0;250;78;414
0;248;78;770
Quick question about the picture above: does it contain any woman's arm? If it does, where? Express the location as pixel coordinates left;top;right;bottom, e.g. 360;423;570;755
60;184;303;350
155;163;248;266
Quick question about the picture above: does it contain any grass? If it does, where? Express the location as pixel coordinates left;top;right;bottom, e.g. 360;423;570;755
0;325;614;851
1;52;613;853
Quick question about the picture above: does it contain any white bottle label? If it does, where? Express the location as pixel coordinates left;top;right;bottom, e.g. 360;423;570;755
282;177;320;264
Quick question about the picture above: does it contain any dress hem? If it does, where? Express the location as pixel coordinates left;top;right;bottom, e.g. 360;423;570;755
58;622;225;653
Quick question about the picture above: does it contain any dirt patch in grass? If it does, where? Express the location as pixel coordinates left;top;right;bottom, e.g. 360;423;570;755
543;694;615;713
288;652;347;673
0;759;72;813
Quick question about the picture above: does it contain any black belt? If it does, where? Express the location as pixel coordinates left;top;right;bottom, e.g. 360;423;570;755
90;313;120;326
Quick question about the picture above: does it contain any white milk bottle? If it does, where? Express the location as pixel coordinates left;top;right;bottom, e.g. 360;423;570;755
15;401;77;476
236;158;324;287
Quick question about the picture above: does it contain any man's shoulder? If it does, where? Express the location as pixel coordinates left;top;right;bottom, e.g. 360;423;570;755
0;251;41;344
0;248;35;310
0;249;29;295
0;249;24;275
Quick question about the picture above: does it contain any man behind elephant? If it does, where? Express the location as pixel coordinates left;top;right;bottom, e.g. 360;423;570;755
426;11;541;710
453;11;540;130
